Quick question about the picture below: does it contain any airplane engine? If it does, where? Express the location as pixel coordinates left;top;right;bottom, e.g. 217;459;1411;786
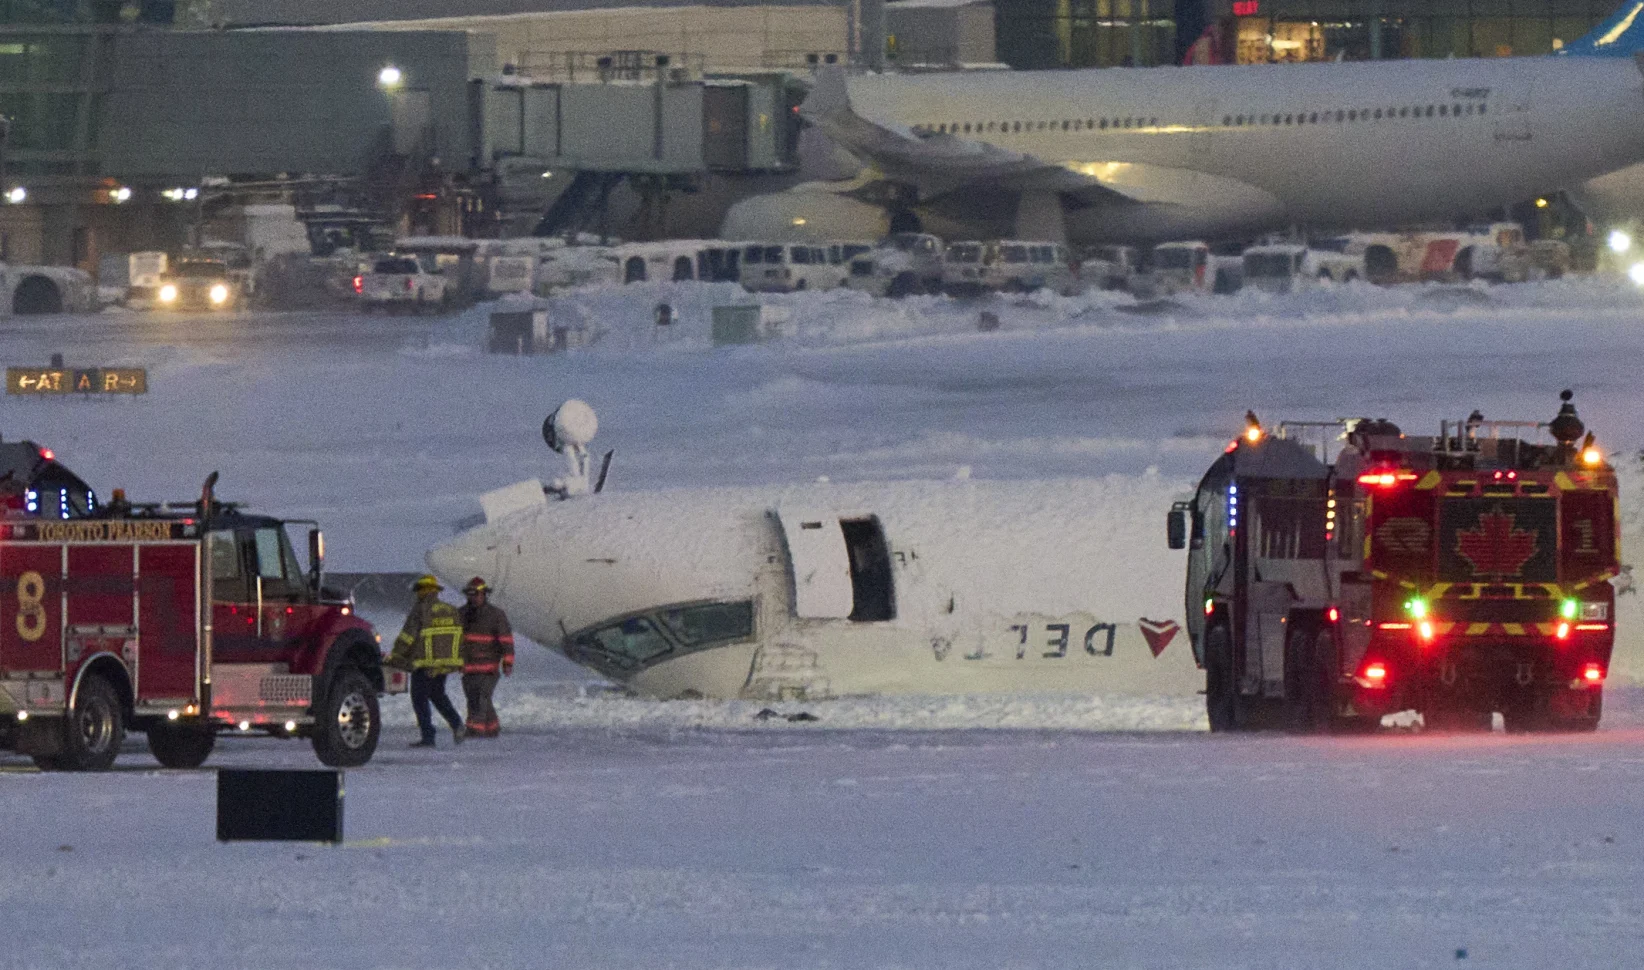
720;186;894;242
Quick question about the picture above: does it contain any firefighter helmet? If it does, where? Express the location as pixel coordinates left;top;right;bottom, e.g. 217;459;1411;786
464;577;489;595
411;574;443;593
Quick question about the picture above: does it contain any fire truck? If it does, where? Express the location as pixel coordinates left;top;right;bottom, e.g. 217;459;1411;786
1168;392;1618;733
0;438;400;770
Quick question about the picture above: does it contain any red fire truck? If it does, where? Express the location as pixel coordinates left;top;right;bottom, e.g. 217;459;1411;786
0;440;400;770
1169;392;1618;733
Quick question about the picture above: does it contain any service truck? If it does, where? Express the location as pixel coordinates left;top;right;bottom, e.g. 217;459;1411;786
1169;392;1617;733
0;441;400;770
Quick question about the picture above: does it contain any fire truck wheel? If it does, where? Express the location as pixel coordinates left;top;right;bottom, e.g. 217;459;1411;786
312;669;380;768
56;675;124;772
147;722;216;769
1205;625;1238;732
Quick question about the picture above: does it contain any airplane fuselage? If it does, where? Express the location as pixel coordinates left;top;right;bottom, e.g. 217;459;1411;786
846;58;1644;242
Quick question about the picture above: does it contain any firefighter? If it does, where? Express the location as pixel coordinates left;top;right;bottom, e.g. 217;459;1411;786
459;576;514;738
387;574;466;748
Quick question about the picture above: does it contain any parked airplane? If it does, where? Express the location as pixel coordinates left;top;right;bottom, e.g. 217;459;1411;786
426;402;1200;701
722;42;1644;245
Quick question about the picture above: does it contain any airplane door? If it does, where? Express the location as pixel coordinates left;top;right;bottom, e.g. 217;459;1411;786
1493;79;1531;143
776;509;854;619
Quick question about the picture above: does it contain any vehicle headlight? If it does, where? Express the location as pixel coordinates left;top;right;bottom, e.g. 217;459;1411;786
1628;262;1644;287
158;283;177;303
1610;229;1633;255
209;283;229;305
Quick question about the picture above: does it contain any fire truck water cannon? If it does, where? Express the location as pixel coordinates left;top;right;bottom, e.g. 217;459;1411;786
0;448;399;771
1168;391;1617;735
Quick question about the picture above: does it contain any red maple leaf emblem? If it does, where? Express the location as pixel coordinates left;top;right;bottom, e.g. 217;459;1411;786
1455;508;1539;577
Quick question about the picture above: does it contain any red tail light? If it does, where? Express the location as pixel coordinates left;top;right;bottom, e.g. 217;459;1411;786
39;447;54;460
1364;662;1388;682
404;277;415;291
1583;663;1604;683
1556;622;1571;641
1357;469;1418;487
1327;606;1339;624
352;275;363;294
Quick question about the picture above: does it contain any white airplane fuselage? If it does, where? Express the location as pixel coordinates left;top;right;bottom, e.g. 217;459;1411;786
826;58;1644;243
427;480;1201;701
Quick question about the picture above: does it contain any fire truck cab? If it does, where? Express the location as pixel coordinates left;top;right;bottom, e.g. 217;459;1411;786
0;443;396;770
1169;393;1617;733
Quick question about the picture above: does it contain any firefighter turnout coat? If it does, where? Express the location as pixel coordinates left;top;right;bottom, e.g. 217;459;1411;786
460;602;515;675
389;597;465;673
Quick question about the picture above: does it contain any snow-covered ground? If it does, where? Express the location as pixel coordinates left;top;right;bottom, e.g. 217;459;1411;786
6;279;1644;967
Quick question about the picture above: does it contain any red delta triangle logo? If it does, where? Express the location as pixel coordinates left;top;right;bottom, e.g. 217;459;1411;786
1137;618;1180;657
1455;507;1539;578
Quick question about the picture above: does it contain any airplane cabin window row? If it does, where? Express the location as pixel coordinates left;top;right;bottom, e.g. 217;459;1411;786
911;101;1488;137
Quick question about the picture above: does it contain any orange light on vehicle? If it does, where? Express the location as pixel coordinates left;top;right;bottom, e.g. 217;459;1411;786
1358;472;1397;486
1584;663;1604;683
1583;447;1603;466
1418;620;1434;640
1378;621;1412;630
1364;662;1388;682
1556;622;1570;640
1575;623;1609;632
1245;426;1262;443
352;275;363;294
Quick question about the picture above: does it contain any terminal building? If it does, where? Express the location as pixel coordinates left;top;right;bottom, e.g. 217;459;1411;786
996;0;1622;69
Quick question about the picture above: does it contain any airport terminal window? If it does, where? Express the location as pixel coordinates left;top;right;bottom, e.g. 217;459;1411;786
659;601;756;647
574;616;672;666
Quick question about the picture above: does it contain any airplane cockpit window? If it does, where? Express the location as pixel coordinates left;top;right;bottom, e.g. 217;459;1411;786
574;616;672;667
660;601;755;647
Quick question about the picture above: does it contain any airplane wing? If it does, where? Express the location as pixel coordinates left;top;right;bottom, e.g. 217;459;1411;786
798;67;1285;230
799;67;1107;199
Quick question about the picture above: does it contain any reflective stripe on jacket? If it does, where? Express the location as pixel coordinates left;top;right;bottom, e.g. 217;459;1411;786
460;601;514;674
390;597;464;672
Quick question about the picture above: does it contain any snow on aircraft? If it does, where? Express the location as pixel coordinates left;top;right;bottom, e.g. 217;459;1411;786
426;401;1199;701
723;35;1644;246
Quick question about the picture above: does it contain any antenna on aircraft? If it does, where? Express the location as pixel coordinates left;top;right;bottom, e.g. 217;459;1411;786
543;400;601;498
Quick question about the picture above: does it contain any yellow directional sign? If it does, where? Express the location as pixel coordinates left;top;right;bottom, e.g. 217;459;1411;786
6;367;147;395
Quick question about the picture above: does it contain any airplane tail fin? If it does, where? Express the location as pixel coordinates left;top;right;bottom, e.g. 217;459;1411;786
801;65;851;120
1558;1;1644;55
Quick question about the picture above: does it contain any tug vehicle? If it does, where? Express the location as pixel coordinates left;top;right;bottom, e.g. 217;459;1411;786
1169;393;1618;732
0;442;397;770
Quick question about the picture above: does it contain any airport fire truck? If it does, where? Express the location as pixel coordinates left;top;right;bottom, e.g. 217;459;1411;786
1169;392;1618;733
0;438;398;770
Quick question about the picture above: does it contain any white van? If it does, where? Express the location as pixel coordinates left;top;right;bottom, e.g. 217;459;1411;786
843;233;946;297
1146;241;1242;296
988;241;1079;294
738;242;844;292
1241;244;1364;293
1082;245;1145;292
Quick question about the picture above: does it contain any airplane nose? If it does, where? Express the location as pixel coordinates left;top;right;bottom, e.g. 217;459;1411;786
426;526;502;593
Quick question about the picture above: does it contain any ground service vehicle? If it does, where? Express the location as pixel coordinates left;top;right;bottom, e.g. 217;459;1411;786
1146;241;1242;296
1169;393;1617;733
1241;244;1364;293
155;259;240;311
737;242;845;292
356;255;448;311
0;448;396;770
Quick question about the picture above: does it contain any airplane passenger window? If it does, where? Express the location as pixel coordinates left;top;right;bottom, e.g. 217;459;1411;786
659;601;756;647
964;123;972;133
1099;119;1108;129
1426;106;1434;117
1308;113;1318;123
1013;121;1022;132
1086;118;1095;127
1149;117;1158;126
1373;109;1382;119
1284;114;1293;124
1348;110;1356;121
1336;110;1345;122
1062;120;1070;131
1222;115;1231;126
1478;104;1486;114
1438;105;1446;116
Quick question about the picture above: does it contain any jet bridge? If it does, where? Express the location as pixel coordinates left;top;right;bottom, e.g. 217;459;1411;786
476;73;800;178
